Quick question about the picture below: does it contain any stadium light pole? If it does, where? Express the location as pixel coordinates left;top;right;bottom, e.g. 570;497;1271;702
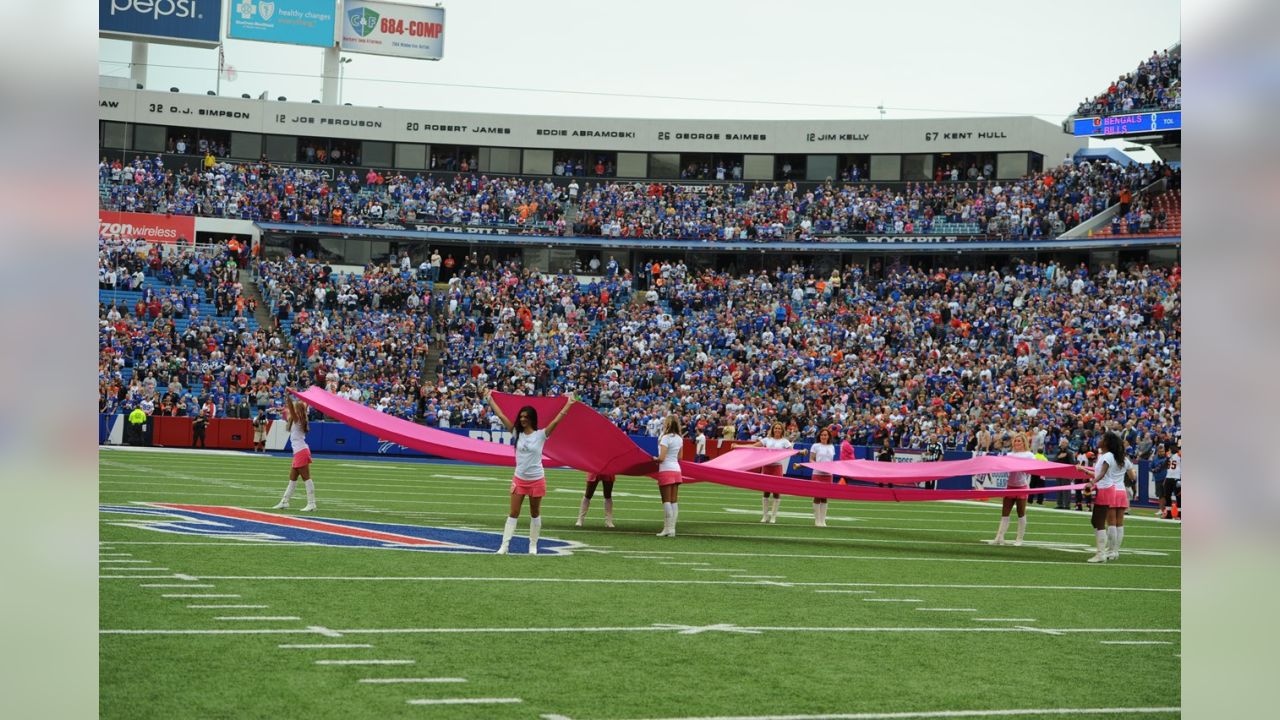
339;57;353;105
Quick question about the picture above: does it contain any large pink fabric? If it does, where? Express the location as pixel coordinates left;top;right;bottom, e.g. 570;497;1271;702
295;388;1087;502
802;456;1092;485
295;388;516;466
489;392;658;477
702;447;803;471
680;461;1088;501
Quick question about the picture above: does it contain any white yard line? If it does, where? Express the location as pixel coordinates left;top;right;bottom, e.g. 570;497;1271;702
216;616;301;621
916;608;979;612
139;583;215;588
161;593;240;598
315;659;414;666
973;618;1037;623
605;706;1183;720
814;590;876;594
100;567;171;572
188;605;268;609
99;559;153;564
278;643;373;649
1099;640;1173;645
864;599;924;603
101;624;1180;637
732;575;787;579
358;678;467;684
405;698;522;706
181;575;1180;594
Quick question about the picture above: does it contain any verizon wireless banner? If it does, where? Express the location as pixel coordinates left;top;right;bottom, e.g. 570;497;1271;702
99;211;195;244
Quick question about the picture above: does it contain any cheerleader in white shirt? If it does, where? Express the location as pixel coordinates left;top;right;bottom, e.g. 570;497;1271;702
1084;431;1136;563
653;415;684;537
273;397;316;512
485;389;575;554
808;427;836;527
575;473;615;528
753;422;792;523
991;432;1035;546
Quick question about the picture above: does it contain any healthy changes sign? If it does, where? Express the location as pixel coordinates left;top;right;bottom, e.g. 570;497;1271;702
341;0;444;61
228;0;338;48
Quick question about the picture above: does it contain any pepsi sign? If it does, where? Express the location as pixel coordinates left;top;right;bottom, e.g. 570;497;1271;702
100;0;222;47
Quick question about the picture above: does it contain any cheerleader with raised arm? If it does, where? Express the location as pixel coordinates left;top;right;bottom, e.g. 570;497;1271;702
753;422;792;523
273;396;316;512
485;389;576;555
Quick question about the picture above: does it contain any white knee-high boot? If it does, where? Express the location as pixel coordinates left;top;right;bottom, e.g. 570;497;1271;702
528;516;542;554
993;516;1010;544
813;500;821;526
769;496;780;523
1088;529;1108;562
497;516;517;554
274;480;297;509
302;480;316;511
604;499;615;528
576;497;590;527
1014;516;1027;546
1112;526;1124;558
760;496;770;523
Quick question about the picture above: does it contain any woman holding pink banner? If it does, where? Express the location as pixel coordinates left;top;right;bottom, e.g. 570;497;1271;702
1085;431;1136;563
273;396;317;512
990;432;1036;546
485;389;576;555
753;422;792;523
808;428;836;527
653;415;684;537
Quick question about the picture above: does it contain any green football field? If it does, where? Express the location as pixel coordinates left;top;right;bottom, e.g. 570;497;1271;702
99;448;1181;720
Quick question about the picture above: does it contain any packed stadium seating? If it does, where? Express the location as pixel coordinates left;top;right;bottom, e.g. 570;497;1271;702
1075;46;1181;116
98;154;1173;242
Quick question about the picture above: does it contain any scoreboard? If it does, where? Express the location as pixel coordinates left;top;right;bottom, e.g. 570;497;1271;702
1072;111;1181;137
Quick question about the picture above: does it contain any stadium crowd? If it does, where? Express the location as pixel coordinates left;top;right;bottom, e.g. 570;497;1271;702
99;235;1181;466
1075;46;1181;116
97;154;1174;242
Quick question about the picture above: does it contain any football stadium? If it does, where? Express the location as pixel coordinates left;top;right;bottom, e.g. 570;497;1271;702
99;3;1181;718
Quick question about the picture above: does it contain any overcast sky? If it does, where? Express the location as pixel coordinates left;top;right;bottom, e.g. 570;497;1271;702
98;0;1180;122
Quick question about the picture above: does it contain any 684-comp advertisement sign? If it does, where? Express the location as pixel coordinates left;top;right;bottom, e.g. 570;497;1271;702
99;0;222;47
341;0;444;60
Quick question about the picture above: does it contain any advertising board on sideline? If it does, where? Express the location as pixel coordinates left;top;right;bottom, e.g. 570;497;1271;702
99;0;223;47
99;211;196;244
341;0;445;60
228;0;338;47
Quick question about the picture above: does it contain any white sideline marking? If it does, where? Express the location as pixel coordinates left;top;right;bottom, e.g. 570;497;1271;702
974;618;1037;623
99;553;133;557
815;590;875;594
864;599;923;603
100;624;1181;637
406;698;521;706
917;608;979;612
101;567;170;572
184;576;1179;593
1100;640;1173;645
162;594;240;598
625;556;673;560
541;714;575;720
100;559;152;564
1015;625;1063;636
216;616;301;621
607;547;1176;570
278;643;373;649
732;575;787;579
607;706;1182;719
173;573;199;581
140;583;215;588
316;659;414;666
659;562;711;566
692;568;747;573
358;678;467;684
309;626;344;638
188;605;268;609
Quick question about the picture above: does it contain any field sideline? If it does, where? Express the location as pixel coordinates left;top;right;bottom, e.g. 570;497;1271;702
100;448;1181;720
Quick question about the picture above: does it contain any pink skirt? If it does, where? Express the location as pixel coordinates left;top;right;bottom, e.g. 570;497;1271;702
510;475;547;497
291;448;312;469
1095;485;1130;508
761;464;784;476
656;471;682;487
811;472;832;483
